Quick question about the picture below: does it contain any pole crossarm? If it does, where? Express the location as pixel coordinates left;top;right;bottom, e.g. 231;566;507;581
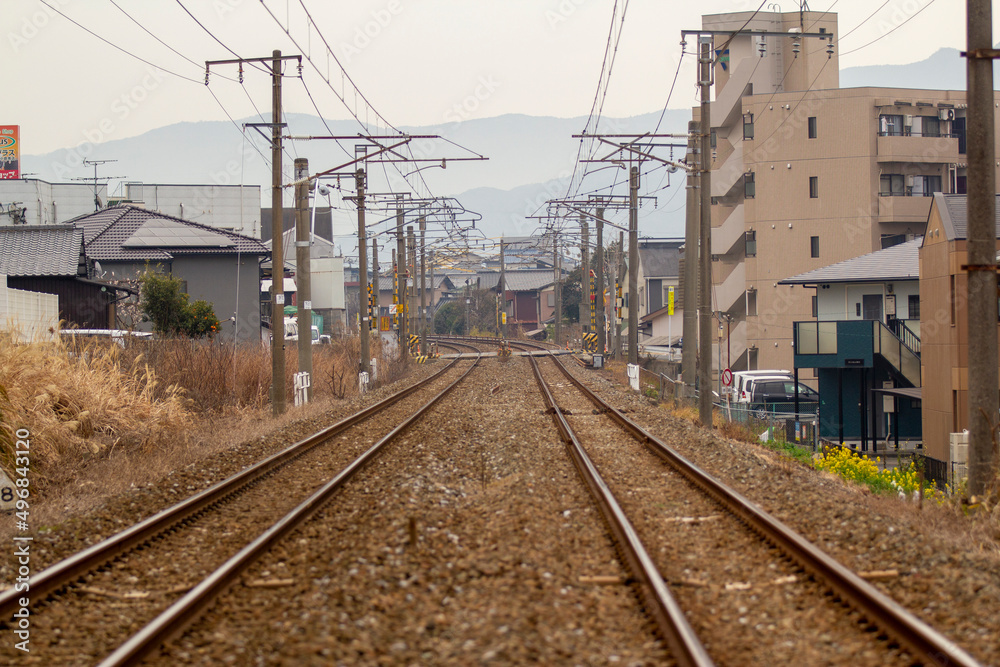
205;54;302;84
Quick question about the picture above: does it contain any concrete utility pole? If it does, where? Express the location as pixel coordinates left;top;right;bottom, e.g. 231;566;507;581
270;50;286;417
419;217;427;355
500;237;508;338
294;158;313;401
698;35;714;429
554;229;562;346
682;120;700;400
628;166;640;365
580;214;590;333
596;207;606;354
429;249;436;339
356;168;370;377
965;0;999;495
616;231;624;358
396;199;407;356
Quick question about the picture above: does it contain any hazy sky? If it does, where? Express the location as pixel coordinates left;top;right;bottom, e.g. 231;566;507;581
3;0;975;156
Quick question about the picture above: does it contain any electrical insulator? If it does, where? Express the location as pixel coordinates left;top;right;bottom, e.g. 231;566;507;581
792;40;801;58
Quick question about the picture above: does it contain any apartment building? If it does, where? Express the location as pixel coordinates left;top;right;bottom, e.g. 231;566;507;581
703;10;1000;373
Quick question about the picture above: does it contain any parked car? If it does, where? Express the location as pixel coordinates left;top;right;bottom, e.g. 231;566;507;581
732;370;792;403
748;379;819;415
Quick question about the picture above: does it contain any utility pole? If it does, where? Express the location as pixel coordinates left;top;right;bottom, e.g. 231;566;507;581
616;231;624;358
500;237;507;338
698;35;714;429
356;167;370;378
596;206;605;355
628;165;639;366
205;50;301;418
965;0;999;495
294;158;313;401
580;214;590;334
419;217;427;355
372;235;379;337
554;228;562;346
408;225;416;349
682;120;700;400
429;249;436;339
396;198;407;356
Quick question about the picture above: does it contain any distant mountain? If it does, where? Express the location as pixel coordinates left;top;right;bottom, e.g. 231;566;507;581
839;46;1000;90
21;50;980;245
22;110;691;241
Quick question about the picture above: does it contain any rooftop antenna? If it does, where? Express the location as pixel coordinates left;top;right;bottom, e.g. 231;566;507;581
71;159;126;212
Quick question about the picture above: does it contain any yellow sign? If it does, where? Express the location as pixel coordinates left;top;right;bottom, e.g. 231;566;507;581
667;286;675;316
501;313;507;324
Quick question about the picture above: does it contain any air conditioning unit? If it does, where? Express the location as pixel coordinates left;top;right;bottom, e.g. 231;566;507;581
939;108;955;121
905;175;914;188
904;114;913;127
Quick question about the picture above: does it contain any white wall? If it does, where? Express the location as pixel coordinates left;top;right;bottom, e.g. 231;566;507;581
125;183;261;238
815;280;920;333
0;180;104;225
0;275;59;342
312;256;346;310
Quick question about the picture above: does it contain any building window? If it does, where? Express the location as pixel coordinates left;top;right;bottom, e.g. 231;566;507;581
744;172;756;198
808;116;817;139
746;289;757;316
880;174;905;196
908;294;920;319
809;176;819;198
920;116;941;137
745;230;756;257
811;295;818;318
911;174;942;197
743;113;754;140
710;130;717;149
879;114;904;136
810;236;820;258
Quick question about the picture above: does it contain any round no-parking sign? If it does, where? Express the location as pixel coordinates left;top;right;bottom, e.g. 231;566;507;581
722;368;733;387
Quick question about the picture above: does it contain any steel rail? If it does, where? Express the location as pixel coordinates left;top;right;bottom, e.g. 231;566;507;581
528;355;715;667
0;353;468;621
546;354;983;667
99;353;482;667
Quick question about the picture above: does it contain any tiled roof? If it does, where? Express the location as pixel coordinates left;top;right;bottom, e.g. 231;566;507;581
0;225;84;277
503;270;557;292
376;275;453;291
936;192;1000;241
69;205;267;262
638;241;682;278
780;238;921;285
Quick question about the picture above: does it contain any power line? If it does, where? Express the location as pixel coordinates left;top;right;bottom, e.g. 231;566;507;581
839;0;939;57
38;0;202;84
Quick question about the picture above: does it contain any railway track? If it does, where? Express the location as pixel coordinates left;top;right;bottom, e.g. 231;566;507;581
0;345;481;665
529;352;980;666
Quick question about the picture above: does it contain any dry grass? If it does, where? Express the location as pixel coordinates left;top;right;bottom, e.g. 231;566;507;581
0;336;193;490
0;334;408;500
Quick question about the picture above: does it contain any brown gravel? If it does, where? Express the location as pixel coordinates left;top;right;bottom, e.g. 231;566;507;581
3;346;998;666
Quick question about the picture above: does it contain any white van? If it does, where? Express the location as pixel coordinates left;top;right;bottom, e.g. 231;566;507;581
732;370;792;403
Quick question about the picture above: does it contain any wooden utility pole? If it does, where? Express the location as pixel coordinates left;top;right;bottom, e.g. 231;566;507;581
356;168;370;378
682;120;700;400
628;166;639;366
596;207;605;355
270;50;286;416
965;0;999;495
294;158;312;401
698;35;714;428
